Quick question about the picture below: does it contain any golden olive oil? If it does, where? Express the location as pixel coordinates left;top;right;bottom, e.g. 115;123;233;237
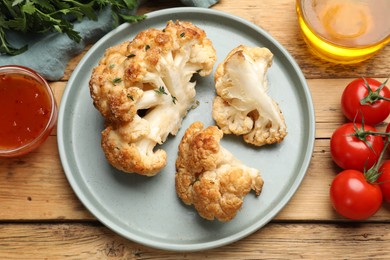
296;0;390;64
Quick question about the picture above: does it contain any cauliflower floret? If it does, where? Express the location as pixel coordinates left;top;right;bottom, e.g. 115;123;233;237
175;121;264;222
89;20;217;176
212;45;287;146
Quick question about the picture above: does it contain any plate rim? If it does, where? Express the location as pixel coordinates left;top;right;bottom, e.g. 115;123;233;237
57;7;316;251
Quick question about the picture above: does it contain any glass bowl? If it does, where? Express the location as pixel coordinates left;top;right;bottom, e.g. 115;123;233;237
296;0;390;64
0;65;58;157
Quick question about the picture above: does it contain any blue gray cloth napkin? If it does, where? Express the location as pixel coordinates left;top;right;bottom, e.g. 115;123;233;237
181;0;218;7
0;0;219;81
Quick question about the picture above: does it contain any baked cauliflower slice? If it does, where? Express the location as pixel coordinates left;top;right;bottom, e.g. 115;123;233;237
213;45;287;146
175;121;264;222
89;20;217;176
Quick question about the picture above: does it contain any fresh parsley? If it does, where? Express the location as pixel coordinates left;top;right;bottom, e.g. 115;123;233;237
112;77;122;85
154;86;168;95
171;95;177;104
0;0;146;55
189;100;200;110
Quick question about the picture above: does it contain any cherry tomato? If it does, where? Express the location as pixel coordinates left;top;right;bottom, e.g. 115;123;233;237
378;160;390;203
330;169;382;220
341;78;390;125
330;123;384;171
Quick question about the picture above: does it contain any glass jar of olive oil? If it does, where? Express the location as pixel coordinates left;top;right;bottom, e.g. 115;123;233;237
296;0;390;64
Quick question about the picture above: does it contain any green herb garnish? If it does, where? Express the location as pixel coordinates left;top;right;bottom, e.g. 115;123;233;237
171;95;178;104
0;0;146;55
154;86;168;95
112;77;122;85
189;100;200;110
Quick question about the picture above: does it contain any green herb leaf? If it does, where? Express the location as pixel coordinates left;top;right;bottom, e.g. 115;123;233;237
189;100;200;110
112;77;122;85
0;28;28;55
21;1;36;15
12;0;24;6
0;0;146;55
154;86;168;95
172;95;178;104
121;0;137;9
118;13;146;23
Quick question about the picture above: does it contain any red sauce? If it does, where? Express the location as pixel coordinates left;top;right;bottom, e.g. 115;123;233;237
0;73;51;150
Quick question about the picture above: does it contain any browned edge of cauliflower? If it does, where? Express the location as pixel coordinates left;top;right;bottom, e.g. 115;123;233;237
89;20;217;176
175;121;264;222
212;45;287;146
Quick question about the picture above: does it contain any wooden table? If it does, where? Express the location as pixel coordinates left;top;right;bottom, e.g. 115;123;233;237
1;0;390;258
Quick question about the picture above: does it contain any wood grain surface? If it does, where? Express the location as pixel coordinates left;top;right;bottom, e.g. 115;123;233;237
1;0;390;258
1;223;390;259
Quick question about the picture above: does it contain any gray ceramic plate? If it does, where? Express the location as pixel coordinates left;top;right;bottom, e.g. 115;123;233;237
58;7;315;251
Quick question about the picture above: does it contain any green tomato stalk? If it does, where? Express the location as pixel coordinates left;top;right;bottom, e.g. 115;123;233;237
365;134;390;183
360;78;390;105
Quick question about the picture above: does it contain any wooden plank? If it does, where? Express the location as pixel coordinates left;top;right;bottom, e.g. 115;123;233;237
2;1;390;223
277;138;390;221
309;78;390;138
0;223;390;258
50;78;390;139
2;78;390;221
59;0;390;81
2;0;388;257
0;136;94;221
212;0;390;79
1;137;390;221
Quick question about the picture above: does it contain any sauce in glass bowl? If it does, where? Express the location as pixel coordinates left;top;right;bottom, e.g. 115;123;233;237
0;66;57;157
